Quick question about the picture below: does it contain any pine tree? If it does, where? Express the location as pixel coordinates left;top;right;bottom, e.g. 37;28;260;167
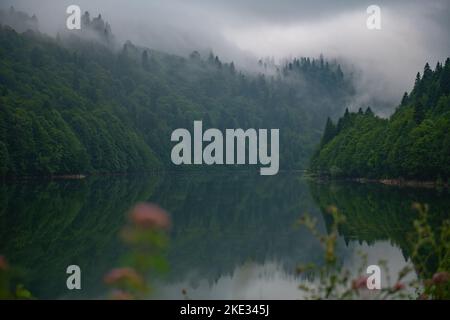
337;108;350;132
230;62;236;75
82;11;90;28
189;51;200;60
423;62;432;80
414;101;425;124
320;117;336;146
440;58;450;95
215;56;222;68
365;107;374;116
435;61;443;76
401;92;408;105
413;72;422;96
319;54;324;69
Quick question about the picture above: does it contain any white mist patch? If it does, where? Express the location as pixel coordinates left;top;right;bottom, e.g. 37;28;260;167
222;6;449;111
343;240;418;297
6;0;450;110
156;261;302;300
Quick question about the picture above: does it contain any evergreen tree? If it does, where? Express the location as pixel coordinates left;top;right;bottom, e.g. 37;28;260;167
312;60;450;180
320;117;336;146
440;58;450;95
0;24;355;176
414;101;425;124
423;62;432;80
413;72;422;95
344;108;350;117
401;92;408;105
81;11;90;27
365;107;374;116
230;62;236;75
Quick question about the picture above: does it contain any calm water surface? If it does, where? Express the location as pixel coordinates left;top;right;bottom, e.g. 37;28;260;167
0;172;448;299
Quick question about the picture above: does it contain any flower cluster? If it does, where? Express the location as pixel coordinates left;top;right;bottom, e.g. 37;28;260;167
104;202;171;300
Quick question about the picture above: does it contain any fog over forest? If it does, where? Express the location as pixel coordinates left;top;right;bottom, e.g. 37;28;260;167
2;0;450;114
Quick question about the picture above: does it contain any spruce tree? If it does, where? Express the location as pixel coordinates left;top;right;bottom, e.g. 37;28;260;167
365;107;374;116
401;92;408;105
440;58;450;95
320;117;336;146
414;101;425;124
413;72;422;96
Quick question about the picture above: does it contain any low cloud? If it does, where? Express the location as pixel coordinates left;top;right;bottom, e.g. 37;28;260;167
3;0;449;112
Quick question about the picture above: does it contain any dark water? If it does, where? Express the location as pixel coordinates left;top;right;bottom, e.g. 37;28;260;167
0;172;449;299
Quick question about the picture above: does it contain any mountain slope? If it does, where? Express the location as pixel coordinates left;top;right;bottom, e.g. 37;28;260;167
0;12;354;176
311;60;450;181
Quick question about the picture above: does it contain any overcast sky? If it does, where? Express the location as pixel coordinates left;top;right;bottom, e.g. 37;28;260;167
3;0;450;110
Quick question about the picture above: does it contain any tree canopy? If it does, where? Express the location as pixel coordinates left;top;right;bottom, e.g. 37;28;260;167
0;17;354;176
311;60;450;181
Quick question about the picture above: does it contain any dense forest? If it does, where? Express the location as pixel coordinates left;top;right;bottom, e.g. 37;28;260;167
0;8;354;177
311;60;450;181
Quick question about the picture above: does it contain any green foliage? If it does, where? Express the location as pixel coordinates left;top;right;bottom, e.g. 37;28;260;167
411;203;450;299
0;175;160;299
297;207;414;299
104;203;170;299
311;60;450;180
297;201;450;300
320;117;337;147
0;256;33;299
0;25;353;176
0;27;162;176
309;179;449;265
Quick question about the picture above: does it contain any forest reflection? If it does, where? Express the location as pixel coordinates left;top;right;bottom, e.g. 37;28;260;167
0;172;448;299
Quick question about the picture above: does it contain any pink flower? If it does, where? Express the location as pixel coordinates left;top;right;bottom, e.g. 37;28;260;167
129;203;170;229
417;293;429;300
110;290;133;300
352;276;369;290
393;282;405;291
432;272;450;285
104;267;143;286
0;255;9;271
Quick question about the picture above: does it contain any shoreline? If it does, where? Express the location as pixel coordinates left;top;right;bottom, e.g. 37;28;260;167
354;178;448;189
0;168;308;181
2;171;448;189
0;171;161;182
307;174;448;189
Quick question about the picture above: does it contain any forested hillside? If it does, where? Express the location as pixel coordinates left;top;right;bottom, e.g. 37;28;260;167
0;9;354;177
311;60;450;181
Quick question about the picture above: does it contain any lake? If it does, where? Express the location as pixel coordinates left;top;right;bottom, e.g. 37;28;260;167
0;171;448;299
